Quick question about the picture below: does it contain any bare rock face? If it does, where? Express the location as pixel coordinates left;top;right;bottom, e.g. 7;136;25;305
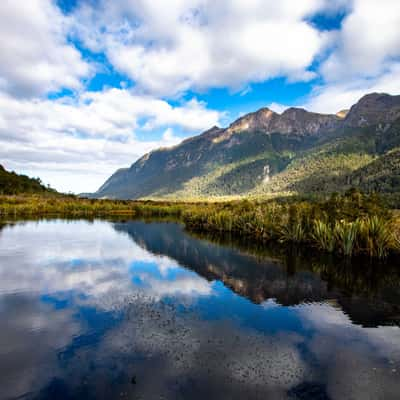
227;108;278;134
225;107;340;138
270;108;340;136
344;93;400;127
336;109;349;119
92;92;400;200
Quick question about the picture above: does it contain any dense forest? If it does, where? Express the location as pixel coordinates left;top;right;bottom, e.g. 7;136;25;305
0;165;55;195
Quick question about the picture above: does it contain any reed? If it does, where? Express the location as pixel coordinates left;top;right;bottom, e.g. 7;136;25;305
334;220;361;257
278;222;306;243
311;220;336;252
394;231;400;251
0;190;398;259
360;216;393;258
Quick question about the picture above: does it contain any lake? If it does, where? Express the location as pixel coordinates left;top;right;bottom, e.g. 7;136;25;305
0;219;399;399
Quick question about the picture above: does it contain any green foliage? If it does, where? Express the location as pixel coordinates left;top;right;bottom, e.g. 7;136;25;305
182;191;398;258
394;230;400;251
312;220;336;252
279;222;306;244
0;165;56;195
0;191;398;259
334;220;361;257
345;148;400;194
251;133;377;197
359;216;393;258
0;195;185;218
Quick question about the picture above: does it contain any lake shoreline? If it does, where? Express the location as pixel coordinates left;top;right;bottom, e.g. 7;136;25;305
1;191;399;259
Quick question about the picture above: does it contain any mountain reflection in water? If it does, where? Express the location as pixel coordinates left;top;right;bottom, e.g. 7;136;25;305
114;221;400;327
0;219;399;400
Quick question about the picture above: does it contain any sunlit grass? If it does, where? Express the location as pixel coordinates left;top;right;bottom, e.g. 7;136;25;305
0;190;398;259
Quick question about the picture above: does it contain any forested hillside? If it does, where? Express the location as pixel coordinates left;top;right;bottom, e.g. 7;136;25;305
93;93;400;200
0;165;55;195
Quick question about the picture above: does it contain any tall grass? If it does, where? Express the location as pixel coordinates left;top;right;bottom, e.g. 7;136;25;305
279;222;306;243
334;220;361;257
394;231;400;251
312;220;335;252
0;195;185;218
360;216;392;258
0;191;398;259
183;200;399;259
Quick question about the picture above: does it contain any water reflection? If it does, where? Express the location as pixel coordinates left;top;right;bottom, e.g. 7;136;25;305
0;219;399;400
115;221;400;327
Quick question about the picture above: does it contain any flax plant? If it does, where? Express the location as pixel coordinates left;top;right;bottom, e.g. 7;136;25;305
311;220;335;252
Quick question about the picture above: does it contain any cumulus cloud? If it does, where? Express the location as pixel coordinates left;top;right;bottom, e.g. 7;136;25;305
0;220;213;308
268;102;290;114
302;62;400;113
0;0;91;97
0;88;220;192
301;0;400;113
297;302;400;400
0;295;80;400
320;0;400;81
71;0;330;96
1;0;400;191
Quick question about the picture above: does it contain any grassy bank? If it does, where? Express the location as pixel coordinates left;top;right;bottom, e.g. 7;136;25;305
182;193;400;258
0;191;399;258
0;194;185;218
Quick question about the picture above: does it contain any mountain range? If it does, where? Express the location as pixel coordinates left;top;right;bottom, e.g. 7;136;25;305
92;93;400;200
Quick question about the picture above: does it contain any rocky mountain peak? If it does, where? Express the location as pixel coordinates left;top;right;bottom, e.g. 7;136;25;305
201;125;223;137
93;92;400;200
281;107;308;117
220;105;341;138
336;110;349;119
227;107;277;134
270;108;340;136
344;92;400;127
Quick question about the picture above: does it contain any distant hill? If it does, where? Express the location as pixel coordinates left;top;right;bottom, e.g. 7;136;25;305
0;165;55;195
93;92;400;200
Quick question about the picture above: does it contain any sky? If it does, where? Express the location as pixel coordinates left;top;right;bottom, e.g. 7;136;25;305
0;0;400;193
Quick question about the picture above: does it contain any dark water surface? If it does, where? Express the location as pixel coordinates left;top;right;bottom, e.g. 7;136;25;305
0;219;399;400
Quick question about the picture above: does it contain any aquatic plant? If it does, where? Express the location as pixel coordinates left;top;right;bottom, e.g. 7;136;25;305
360;216;393;258
0;191;398;259
278;222;306;243
311;220;336;252
394;230;400;251
334;220;361;257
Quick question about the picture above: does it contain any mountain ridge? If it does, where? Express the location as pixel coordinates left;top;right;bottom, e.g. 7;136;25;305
93;92;400;200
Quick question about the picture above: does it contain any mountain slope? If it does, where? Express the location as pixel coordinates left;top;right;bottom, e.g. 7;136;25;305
0;165;55;195
94;93;400;200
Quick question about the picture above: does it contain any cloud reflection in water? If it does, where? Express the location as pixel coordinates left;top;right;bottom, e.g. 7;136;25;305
0;219;399;399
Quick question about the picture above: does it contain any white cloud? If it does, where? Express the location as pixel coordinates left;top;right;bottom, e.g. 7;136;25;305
302;63;400;113
162;127;177;142
0;0;91;97
0;220;213;308
1;0;400;193
300;0;400;113
71;0;330;96
268;102;290;114
0;88;221;193
320;0;400;82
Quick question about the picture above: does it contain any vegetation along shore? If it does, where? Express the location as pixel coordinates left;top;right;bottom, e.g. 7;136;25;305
1;190;399;259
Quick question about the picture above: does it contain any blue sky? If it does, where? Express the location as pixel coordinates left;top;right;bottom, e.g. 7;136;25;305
0;0;399;193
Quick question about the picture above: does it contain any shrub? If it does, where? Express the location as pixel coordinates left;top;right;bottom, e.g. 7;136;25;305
279;222;306;243
334;220;361;257
360;216;392;258
311;220;335;252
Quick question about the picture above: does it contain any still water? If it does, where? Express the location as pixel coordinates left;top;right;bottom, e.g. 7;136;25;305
0;219;399;400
